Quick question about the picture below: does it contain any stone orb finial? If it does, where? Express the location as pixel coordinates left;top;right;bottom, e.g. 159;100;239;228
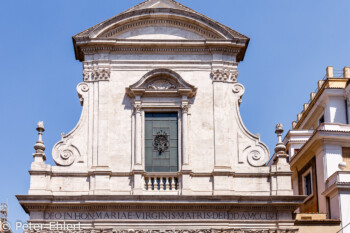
339;162;347;171
275;123;283;134
36;121;45;133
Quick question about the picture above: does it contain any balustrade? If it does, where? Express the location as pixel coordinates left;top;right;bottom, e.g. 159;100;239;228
144;174;180;191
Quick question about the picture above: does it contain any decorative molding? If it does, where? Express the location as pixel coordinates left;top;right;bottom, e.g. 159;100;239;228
81;47;240;55
211;69;238;83
83;67;111;82
100;19;222;39
147;79;177;90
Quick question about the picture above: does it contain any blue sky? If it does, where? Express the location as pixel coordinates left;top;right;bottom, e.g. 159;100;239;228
0;0;349;231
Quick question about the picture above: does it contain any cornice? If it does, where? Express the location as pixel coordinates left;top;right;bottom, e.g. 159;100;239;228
323;182;350;197
76;43;242;62
290;129;350;168
73;8;249;41
17;195;305;208
23;229;299;233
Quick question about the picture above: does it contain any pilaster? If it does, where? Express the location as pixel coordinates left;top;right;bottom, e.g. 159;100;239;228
133;96;143;171
181;96;191;171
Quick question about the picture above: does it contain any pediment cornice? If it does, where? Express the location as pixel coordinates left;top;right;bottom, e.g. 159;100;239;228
73;8;249;61
74;9;248;41
126;68;197;98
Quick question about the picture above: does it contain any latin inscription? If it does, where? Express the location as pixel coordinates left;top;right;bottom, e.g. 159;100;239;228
43;211;277;221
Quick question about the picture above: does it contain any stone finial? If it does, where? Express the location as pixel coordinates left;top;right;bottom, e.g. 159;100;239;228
33;121;46;161
274;123;286;153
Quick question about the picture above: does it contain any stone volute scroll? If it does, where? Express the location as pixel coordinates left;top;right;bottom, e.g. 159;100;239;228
52;143;81;166
210;68;269;168
51;82;89;166
233;82;269;167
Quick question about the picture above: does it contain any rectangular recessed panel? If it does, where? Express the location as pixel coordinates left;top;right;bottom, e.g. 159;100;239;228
145;112;178;172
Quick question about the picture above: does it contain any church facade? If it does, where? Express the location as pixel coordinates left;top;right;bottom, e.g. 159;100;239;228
17;0;305;232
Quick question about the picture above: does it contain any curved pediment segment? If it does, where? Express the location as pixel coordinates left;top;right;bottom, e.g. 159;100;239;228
126;69;197;98
99;20;216;40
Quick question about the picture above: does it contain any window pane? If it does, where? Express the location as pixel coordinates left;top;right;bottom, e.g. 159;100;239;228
145;112;178;172
304;173;312;196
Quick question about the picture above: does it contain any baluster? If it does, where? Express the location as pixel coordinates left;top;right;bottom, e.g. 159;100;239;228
145;177;149;190
168;177;172;190
156;177;161;190
151;177;155;190
174;177;178;190
165;177;170;190
163;177;167;190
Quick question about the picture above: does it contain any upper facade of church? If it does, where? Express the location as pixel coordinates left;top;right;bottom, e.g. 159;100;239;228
17;1;306;231
26;0;293;197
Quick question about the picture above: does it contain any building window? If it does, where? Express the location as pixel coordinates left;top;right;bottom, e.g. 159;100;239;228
302;168;313;197
304;173;312;195
145;112;178;172
319;115;325;125
341;148;350;171
294;149;300;156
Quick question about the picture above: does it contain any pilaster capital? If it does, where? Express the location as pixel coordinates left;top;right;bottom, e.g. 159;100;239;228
83;65;111;82
182;104;189;114
134;103;142;114
211;68;238;83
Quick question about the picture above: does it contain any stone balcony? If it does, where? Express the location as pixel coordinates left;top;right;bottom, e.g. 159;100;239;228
326;171;350;189
318;122;350;132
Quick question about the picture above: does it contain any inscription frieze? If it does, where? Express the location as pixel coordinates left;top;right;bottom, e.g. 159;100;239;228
43;211;277;221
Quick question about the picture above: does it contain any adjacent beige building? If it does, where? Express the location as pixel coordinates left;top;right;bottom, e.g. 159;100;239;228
270;67;350;233
17;0;309;232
